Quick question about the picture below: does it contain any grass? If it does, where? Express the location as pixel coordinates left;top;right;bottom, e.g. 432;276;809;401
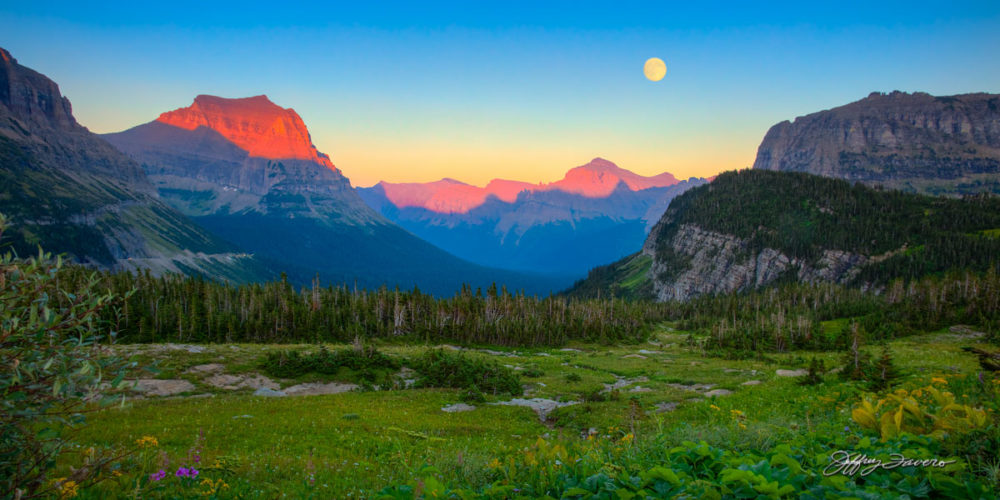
59;323;998;498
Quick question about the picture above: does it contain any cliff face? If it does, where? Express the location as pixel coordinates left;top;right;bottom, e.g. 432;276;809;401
0;47;270;282
753;91;1000;195
641;224;867;302
104;98;375;222
156;95;335;170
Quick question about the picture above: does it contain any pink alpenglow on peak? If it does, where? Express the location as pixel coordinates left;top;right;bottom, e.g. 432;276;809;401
378;158;681;214
156;95;336;170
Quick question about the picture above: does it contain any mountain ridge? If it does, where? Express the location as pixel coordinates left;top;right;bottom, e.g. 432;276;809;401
753;90;1000;195
0;47;273;282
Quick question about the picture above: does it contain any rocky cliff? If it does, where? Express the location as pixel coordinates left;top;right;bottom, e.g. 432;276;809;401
640;224;868;302
0;47;272;282
753;91;1000;195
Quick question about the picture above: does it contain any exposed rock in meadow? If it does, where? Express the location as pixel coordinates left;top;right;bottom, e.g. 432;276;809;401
130;379;196;396
441;403;476;413
186;363;225;375
704;389;733;397
283;382;358;396
205;373;279;391
491;398;579;421
603;376;649;392
623;354;647;359
741;380;763;386
253;387;286;397
666;383;715;393
655;402;679;413
776;369;809;377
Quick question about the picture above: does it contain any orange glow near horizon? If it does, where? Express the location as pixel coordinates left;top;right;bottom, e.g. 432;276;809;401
330;135;754;189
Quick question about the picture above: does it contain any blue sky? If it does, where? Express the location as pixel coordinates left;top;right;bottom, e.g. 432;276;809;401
2;1;998;185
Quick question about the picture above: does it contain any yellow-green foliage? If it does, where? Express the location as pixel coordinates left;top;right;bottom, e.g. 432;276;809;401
852;380;990;441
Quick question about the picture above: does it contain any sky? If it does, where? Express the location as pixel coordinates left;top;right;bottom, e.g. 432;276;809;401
2;1;999;187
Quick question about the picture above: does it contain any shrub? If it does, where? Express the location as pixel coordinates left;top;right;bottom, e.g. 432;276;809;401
799;357;825;386
409;350;522;396
0;215;133;498
565;373;582;383
261;345;400;383
521;366;544;378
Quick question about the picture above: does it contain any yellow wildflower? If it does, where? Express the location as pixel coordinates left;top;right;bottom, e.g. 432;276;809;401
710;404;721;411
730;409;744;416
620;433;635;444
487;458;502;469
738;423;747;430
135;436;159;448
931;377;947;385
55;479;79;499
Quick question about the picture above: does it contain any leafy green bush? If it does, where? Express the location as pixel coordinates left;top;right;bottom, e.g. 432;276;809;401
409;350;522;396
0;215;133;498
261;345;400;384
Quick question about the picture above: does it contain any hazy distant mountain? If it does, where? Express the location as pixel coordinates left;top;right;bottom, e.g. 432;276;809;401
358;158;708;275
104;95;565;295
753;91;1000;195
0;47;271;282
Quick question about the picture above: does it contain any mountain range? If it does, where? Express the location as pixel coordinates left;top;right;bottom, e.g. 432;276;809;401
571;91;1000;301
0;47;271;282
103;94;568;295
358;159;708;275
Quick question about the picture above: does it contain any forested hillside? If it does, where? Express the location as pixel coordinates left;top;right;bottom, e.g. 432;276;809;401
570;170;1000;301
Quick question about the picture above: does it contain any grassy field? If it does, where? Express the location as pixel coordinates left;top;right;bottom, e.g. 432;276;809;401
51;323;999;498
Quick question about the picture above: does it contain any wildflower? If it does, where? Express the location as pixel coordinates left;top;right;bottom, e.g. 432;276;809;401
730;409;744;416
150;469;167;481
175;466;199;478
620;433;635;444
486;458;502;469
710;404;721;411
135;436;159;448
738;423;747;430
844;426;850;433
55;479;79;499
112;470;123;478
931;377;947;385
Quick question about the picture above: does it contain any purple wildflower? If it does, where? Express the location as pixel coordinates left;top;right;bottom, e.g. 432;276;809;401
844;426;850;433
150;469;166;481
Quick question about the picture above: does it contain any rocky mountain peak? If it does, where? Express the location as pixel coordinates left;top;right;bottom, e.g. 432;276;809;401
0;46;78;130
753;91;1000;195
156;94;336;170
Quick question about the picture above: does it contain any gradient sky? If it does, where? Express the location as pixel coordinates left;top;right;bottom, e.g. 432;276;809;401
2;1;999;187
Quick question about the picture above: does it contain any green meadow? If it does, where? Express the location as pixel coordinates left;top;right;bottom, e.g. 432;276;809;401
54;326;999;499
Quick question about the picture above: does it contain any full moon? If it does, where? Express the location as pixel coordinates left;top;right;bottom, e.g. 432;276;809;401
644;57;667;82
